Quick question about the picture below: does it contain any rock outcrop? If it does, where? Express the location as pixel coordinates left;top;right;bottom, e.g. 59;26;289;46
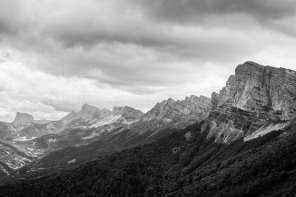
12;112;34;125
207;61;296;143
216;61;296;120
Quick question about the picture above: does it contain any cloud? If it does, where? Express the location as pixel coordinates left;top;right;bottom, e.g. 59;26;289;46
0;52;161;121
129;0;296;23
0;0;296;122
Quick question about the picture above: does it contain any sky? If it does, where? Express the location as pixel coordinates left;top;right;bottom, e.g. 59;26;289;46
1;0;296;122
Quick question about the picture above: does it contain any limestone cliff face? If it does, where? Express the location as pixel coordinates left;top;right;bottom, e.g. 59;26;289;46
216;61;296;120
207;61;296;143
12;112;34;125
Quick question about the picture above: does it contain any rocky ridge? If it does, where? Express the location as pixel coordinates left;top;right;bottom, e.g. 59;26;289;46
130;95;212;135
216;61;296;120
206;61;296;143
61;104;112;125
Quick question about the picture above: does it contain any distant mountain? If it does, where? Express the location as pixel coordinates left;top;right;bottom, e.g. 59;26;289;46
0;104;145;171
0;104;144;142
12;112;34;126
21;95;213;171
61;104;112;124
26;61;296;172
0;104;144;175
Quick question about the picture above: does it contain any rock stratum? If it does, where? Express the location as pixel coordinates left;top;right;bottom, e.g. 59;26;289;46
216;61;296;120
206;61;296;143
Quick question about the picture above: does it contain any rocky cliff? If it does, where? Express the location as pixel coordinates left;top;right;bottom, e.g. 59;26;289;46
216;61;296;120
207;61;296;143
12;112;34;125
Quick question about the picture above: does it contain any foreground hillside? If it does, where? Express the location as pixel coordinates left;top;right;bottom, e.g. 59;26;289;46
1;118;296;197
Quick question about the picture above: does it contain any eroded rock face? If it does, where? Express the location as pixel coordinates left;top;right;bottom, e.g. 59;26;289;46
12;112;34;125
217;61;296;120
130;95;212;135
207;61;296;143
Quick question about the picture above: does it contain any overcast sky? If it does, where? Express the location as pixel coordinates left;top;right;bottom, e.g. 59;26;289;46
1;0;296;122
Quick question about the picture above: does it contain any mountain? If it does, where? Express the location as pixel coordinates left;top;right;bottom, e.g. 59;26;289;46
18;95;213;171
130;95;211;135
1;61;296;196
205;61;296;144
0;104;144;176
5;105;144;160
87;106;143;128
216;61;296;120
0;139;38;177
61;104;112;125
0;112;58;141
12;112;34;126
30;62;295;171
112;106;144;124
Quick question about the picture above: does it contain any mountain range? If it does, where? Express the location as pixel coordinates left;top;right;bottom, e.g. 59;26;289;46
1;61;296;196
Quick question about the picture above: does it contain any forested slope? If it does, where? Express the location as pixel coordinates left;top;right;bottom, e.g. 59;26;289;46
1;119;296;197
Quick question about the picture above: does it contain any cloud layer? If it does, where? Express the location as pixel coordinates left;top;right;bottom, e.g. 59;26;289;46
0;0;296;121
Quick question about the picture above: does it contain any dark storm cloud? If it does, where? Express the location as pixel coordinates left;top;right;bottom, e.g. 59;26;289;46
129;0;296;23
0;0;27;35
0;0;296;96
0;20;13;34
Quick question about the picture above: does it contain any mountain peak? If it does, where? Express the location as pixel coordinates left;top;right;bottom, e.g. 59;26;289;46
142;95;212;123
12;112;34;125
78;104;103;120
217;61;296;120
81;103;96;111
167;98;175;104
